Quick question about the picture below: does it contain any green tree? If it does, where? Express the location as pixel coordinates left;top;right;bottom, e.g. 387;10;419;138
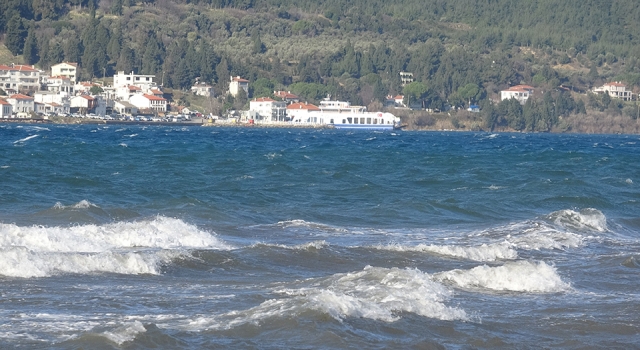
5;15;27;55
89;85;104;95
22;29;39;64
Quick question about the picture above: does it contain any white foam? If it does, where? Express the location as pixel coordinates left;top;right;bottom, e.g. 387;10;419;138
508;230;583;250
274;220;348;234
253;240;328;251
101;320;146;345
626;178;633;184
0;216;231;253
13;134;38;144
52;200;99;210
190;266;467;330
375;242;517;262
0;247;179;278
546;208;607;232
435;261;570;293
0;216;232;278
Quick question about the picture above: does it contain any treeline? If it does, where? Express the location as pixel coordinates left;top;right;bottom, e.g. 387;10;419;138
1;0;640;130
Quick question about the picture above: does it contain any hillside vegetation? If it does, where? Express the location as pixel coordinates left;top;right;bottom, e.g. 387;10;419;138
2;0;640;132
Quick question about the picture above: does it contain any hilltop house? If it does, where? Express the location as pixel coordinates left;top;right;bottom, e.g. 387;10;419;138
501;85;534;105
0;99;13;118
51;62;78;83
229;76;249;97
249;97;287;122
593;82;633;101
0;64;43;93
191;83;213;97
46;76;74;94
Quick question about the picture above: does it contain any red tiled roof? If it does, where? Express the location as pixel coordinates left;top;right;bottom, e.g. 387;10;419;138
253;97;276;102
0;64;38;72
128;85;142;91
9;94;33;100
0;99;11;105
143;94;166;101
604;82;626;87
394;95;404;100
53;62;78;67
274;91;299;99
79;95;95;100
232;76;249;83
504;85;534;92
286;102;320;111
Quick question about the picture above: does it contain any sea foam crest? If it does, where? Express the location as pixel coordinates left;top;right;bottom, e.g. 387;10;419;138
376;242;517;262
100;320;146;345
252;240;328;251
0;216;232;253
0;247;181;278
434;260;570;293
546;208;607;232
52;200;99;210
192;266;467;330
0;216;231;278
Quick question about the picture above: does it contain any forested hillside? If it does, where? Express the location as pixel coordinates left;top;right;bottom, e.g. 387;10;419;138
2;0;640;131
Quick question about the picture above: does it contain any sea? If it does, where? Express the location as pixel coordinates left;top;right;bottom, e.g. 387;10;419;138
1;124;639;349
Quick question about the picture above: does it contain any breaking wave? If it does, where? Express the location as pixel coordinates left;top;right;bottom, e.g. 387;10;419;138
434;260;570;293
0;216;231;278
545;208;608;233
374;242;517;262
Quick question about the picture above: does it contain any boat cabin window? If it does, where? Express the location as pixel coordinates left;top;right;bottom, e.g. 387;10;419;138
330;119;334;124
342;119;346;124
347;117;353;124
373;119;377;124
366;118;371;124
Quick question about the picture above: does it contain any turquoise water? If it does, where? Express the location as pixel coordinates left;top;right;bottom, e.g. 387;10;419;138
1;124;639;348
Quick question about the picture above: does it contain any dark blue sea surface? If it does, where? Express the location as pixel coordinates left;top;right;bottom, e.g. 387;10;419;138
1;124;639;349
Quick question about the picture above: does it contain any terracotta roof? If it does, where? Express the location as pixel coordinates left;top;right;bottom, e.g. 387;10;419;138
394;95;404;100
504;85;534;92
274;91;299;99
231;76;249;83
143;94;166;101
9;94;33;100
252;97;276;102
128;85;142;91
48;102;62;107
286;102;320;111
0;64;39;72
604;82;626;87
0;99;10;105
79;95;95;100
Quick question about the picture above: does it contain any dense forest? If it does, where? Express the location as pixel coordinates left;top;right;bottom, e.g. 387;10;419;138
1;0;640;131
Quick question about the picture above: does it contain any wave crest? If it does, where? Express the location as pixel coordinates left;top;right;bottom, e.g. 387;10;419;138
546;208;607;232
434;261;570;293
375;242;517;262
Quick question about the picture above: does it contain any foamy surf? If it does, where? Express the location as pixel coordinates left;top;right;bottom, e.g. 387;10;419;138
434;260;570;293
374;242;518;262
100;320;146;345
13;134;39;144
546;208;608;233
188;266;468;330
0;216;232;278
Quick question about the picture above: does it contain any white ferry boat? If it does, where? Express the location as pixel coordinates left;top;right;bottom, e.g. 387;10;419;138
318;100;401;130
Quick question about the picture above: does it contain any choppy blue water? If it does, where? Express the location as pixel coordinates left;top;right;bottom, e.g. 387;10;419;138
1;124;639;349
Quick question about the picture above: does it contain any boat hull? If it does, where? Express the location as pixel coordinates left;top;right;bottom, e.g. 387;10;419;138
332;123;395;130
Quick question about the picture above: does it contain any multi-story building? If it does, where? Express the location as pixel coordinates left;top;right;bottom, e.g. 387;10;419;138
229;76;249;97
6;94;35;113
249;97;287;122
500;85;535;105
593;82;634;101
0;98;13;118
46;76;74;94
113;71;158;101
0;64;43;92
50;62;78;83
129;94;167;113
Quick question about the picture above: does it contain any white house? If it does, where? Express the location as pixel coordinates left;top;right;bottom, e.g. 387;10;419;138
191;83;213;97
34;91;70;114
113;100;138;116
593;82;633;101
229;76;249;97
129;94;167;113
46;76;74;94
0;64;43;92
501;85;534;105
274;90;300;104
0;98;13;118
286;102;321;124
50;62;78;83
70;95;97;113
113;71;157;93
249;97;287;122
6;94;35;113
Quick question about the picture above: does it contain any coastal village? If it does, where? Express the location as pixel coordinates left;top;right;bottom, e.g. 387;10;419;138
0;61;636;128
